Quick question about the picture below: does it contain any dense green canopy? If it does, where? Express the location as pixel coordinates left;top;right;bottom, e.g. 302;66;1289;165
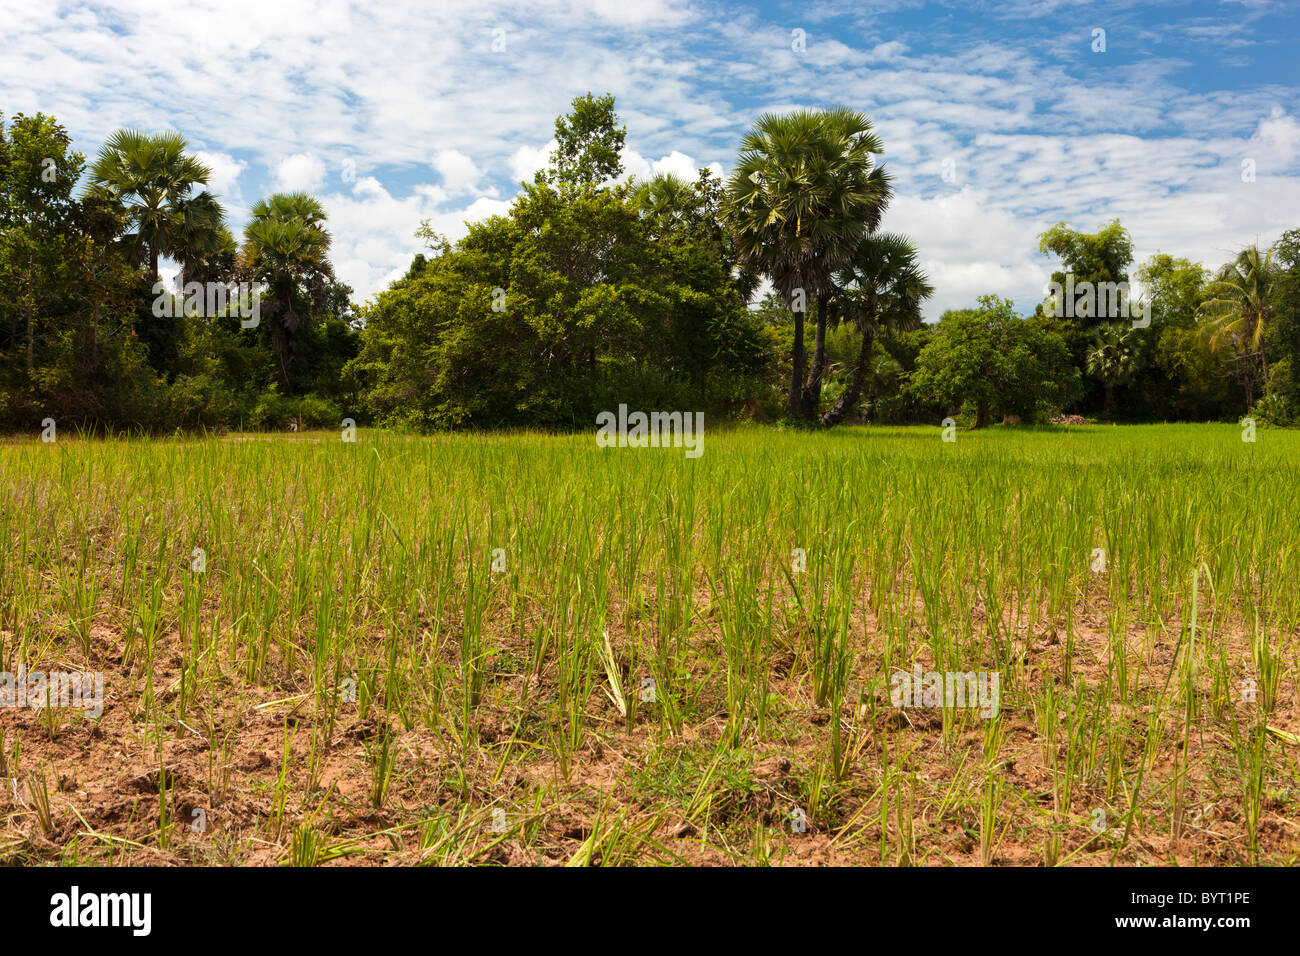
2;97;1298;433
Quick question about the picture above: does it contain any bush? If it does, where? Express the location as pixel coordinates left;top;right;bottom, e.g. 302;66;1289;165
1249;393;1294;427
247;388;343;430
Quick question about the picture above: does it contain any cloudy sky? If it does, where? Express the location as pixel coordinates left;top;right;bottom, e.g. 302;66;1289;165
3;0;1298;317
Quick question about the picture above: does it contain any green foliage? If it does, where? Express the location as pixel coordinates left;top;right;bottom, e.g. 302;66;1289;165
0;112;157;429
1248;391;1293;427
1271;228;1300;410
1035;219;1138;414
242;192;341;389
1086;323;1142;418
1138;254;1206;332
908;295;1080;427
1195;245;1277;409
1132;254;1238;420
821;233;932;426
0;114;357;433
723;107;892;419
1038;218;1134;296
547;92;626;188
87;128;222;291
352;169;768;430
6;98;1300;435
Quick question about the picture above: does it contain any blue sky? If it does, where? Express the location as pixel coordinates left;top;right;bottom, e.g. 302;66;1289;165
3;0;1298;317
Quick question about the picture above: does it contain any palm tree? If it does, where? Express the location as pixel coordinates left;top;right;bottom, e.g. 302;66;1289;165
724;108;892;420
1196;244;1275;408
864;352;904;408
821;234;932;426
633;172;694;221
251;192;329;232
242;192;334;387
173;192;232;288
1085;323;1142;418
801;109;894;418
87;129;221;282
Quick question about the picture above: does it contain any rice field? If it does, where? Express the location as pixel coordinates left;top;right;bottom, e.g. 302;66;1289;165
1;423;1297;866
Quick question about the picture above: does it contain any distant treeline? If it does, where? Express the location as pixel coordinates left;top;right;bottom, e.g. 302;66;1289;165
3;96;1298;433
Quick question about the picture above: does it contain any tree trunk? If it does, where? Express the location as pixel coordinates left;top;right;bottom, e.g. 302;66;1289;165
25;301;34;374
802;293;829;420
821;324;874;427
23;265;35;374
788;301;806;420
91;299;102;365
1104;383;1115;418
975;400;990;429
275;337;292;389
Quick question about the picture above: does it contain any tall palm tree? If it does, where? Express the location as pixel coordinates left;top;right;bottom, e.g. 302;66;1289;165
724;108;892;420
242;192;334;387
801;109;894;418
1196;244;1275;408
821;234;932;427
251;191;330;232
1085;322;1142;418
87;129;221;281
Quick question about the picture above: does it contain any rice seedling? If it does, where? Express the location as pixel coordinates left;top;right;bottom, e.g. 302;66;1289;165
0;423;1296;865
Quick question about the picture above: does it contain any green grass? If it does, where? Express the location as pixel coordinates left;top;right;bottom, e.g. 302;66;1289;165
0;422;1296;865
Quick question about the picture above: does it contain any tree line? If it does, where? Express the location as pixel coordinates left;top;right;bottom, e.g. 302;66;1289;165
2;95;1298;433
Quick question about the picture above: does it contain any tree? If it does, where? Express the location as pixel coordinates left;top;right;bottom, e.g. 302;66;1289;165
547;93;626;188
1270;229;1300;412
724;108;892;420
1196;244;1276;409
87;129;222;282
1137;254;1206;332
1;113;167;430
352;164;766;429
174;193;233;286
908;295;1080;428
86;130;227;376
242;192;336;388
1038;219;1134;302
1085;323;1142;418
633;172;694;223
64;190;135;371
821;234;932;426
1129;254;1227;420
0;113;83;377
1036;219;1136;413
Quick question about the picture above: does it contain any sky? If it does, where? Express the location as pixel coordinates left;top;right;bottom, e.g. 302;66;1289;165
3;0;1298;318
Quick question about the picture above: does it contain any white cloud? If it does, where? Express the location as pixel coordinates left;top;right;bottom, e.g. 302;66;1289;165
508;140;556;184
618;148;722;185
574;0;694;26
1251;106;1300;165
433;148;484;194
888;188;1045;317
415;183;450;205
322;177;511;301
619;148;652;183
193;150;246;196
273;153;327;192
869;40;907;60
651;150;701;180
4;0;1297;314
